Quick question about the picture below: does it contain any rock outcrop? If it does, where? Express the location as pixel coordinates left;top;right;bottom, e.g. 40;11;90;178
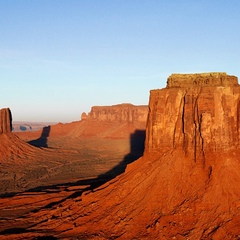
0;108;38;161
0;108;12;133
71;104;148;138
146;72;240;160
82;103;148;123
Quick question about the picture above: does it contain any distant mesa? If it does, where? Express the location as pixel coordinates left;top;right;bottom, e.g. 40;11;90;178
14;103;149;144
19;125;30;131
12;122;56;132
81;103;148;123
0;108;12;134
15;125;32;131
36;103;149;140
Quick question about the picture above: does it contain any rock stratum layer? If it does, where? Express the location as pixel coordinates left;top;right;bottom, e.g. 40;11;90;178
0;108;12;133
1;73;240;239
167;72;238;88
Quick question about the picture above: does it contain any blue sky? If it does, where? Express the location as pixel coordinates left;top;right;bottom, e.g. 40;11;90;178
1;0;240;122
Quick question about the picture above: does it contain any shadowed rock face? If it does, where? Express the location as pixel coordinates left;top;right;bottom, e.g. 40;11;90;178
0;108;12;133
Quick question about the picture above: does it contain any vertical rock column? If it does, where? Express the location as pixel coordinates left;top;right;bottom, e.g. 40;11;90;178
0;108;12;133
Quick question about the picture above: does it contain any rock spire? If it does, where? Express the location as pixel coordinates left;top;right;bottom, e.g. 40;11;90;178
0;108;12;133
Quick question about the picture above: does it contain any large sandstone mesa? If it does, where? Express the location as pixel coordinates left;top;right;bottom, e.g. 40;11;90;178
76;103;148;138
146;72;240;160
0;108;12;134
82;103;148;123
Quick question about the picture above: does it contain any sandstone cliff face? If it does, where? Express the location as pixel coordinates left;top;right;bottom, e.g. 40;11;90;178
0;108;12;134
146;72;240;160
82;103;148;123
74;104;148;138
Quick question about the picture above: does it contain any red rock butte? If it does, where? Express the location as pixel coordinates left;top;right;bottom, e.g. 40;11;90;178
146;72;240;157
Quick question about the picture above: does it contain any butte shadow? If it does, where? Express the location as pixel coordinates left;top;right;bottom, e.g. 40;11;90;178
28;125;51;148
61;129;146;192
15;129;145;200
96;129;146;183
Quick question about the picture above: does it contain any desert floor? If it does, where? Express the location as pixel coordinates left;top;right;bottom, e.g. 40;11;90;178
0;130;145;236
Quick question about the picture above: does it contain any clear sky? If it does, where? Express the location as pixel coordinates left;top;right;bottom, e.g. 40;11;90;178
1;0;240;122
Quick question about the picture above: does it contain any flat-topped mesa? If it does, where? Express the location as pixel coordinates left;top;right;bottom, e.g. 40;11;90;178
145;73;240;159
167;72;239;88
82;104;148;123
0;108;12;133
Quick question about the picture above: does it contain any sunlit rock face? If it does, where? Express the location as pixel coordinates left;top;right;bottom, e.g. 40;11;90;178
145;72;240;160
84;103;148;123
0;108;12;133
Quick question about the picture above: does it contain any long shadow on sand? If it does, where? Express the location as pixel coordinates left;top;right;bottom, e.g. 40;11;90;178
0;130;145;199
29;129;145;193
0;130;145;235
28;125;51;147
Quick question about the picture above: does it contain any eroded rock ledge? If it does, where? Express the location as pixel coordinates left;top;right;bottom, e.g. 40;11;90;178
167;72;238;88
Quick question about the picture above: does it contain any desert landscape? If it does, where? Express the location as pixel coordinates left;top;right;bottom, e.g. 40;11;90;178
0;104;148;194
1;73;240;239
